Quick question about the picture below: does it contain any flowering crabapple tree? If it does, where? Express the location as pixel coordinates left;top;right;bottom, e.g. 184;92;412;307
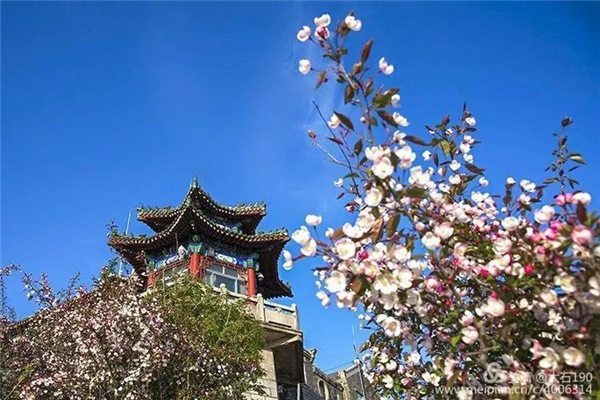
0;263;264;400
288;11;600;399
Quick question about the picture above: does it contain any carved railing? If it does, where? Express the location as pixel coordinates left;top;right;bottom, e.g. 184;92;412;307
215;287;300;331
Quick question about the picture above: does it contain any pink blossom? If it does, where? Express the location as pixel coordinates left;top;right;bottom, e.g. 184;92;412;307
571;225;593;245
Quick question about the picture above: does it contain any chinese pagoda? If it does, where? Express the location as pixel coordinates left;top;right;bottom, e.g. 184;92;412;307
108;178;292;299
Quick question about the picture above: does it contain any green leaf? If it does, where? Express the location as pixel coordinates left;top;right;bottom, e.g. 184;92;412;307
354;139;363;155
576;202;587;222
329;228;345;241
316;71;327;89
350;276;369;297
376;110;398;127
439;140;451;157
570;154;586;164
370;218;384;242
561;116;573;128
446;372;459;387
344;84;355;104
465;164;485;175
373;88;400;109
450;334;461;346
360;39;374;63
403;135;428;146
358;341;369;353
373;93;389;109
559;137;567;147
334;112;354;131
405;187;426;198
386;214;401;237
338;24;350;38
390;151;399;168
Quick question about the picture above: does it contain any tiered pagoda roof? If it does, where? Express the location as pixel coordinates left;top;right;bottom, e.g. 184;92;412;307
108;179;292;298
137;181;267;234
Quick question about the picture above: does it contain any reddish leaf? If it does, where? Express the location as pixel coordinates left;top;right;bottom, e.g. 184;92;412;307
403;135;428;146
377;110;398;127
334;112;355;131
361;39;374;63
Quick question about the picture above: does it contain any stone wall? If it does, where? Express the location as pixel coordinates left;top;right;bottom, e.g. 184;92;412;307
247;349;279;400
303;361;344;400
335;364;377;400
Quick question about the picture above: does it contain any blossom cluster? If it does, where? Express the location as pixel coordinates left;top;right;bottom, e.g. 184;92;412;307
0;267;264;399
291;12;599;399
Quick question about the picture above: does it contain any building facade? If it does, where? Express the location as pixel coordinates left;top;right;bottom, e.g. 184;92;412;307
108;180;376;400
108;179;304;400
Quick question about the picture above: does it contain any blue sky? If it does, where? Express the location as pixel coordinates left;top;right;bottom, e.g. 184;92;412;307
2;2;599;371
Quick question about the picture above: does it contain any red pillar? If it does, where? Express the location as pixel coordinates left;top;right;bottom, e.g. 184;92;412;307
190;253;201;279
247;268;257;297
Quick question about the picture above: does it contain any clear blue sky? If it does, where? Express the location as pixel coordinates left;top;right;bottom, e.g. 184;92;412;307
2;2;599;371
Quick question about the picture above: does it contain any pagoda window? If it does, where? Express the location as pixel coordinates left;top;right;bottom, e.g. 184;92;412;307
205;264;246;295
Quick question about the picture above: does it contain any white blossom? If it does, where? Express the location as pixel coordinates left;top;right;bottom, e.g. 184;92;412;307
297;26;311;42
422;232;441;250
282;250;294;270
482;297;505;317
378;57;394;75
573;192;591;206
314;14;331;27
563;347;585;367
298;59;311;75
292;226;311;246
461;326;479;344
534;205;555;224
305;214;322;226
392;112;409;127
328;113;341;128
335;238;356;260
301;239;317;257
501;216;520;232
371;157;395;179
344;15;362;31
326;271;347;293
365;187;384;207
434;223;454;240
520;179;536;193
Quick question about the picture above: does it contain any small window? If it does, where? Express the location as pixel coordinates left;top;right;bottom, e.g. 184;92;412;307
205;263;246;295
317;380;329;399
318;380;326;396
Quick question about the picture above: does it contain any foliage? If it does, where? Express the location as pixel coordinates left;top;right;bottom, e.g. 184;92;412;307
0;265;264;400
149;276;265;399
290;12;600;399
